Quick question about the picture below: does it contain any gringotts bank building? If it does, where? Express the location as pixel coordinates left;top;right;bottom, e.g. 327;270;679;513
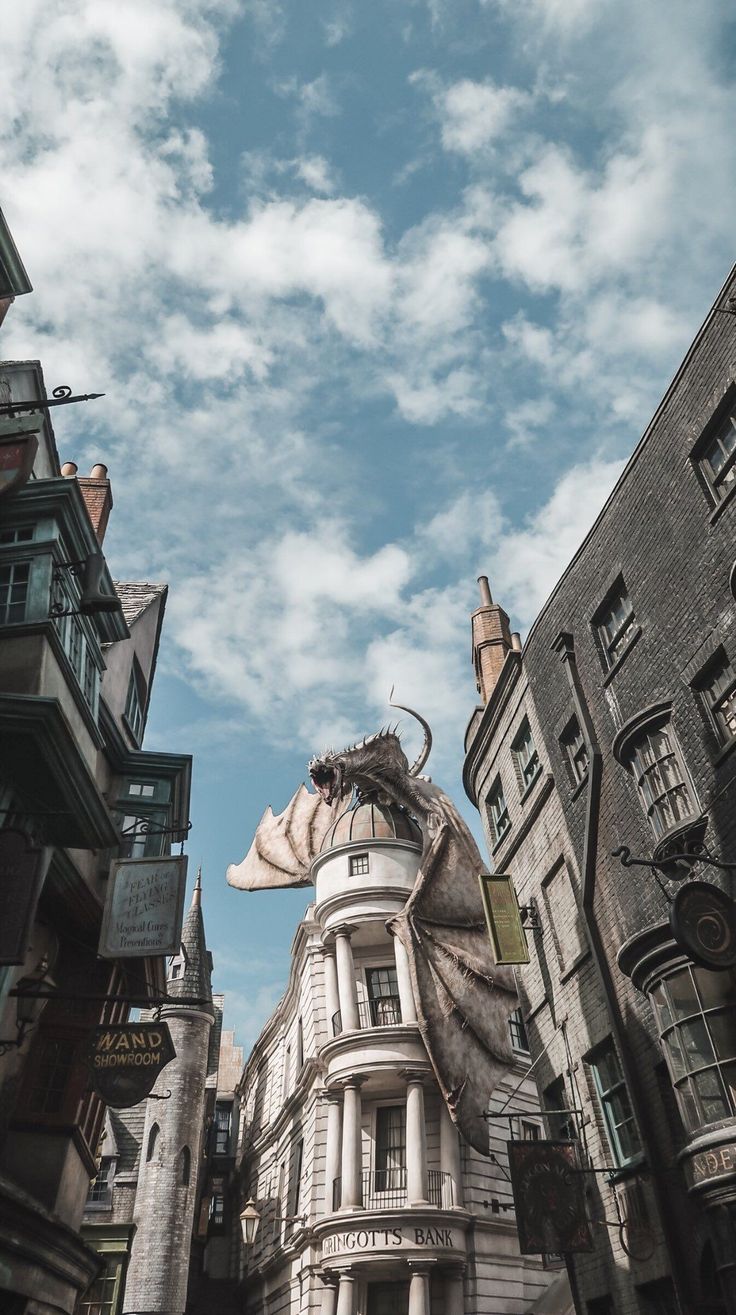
230;722;568;1315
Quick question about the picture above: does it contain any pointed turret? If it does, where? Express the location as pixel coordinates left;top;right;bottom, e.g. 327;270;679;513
167;868;212;1008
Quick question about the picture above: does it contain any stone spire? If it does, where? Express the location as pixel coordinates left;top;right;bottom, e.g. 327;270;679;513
167;869;212;1009
471;575;513;704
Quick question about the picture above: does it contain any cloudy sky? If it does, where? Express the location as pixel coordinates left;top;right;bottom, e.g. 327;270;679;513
3;0;736;1046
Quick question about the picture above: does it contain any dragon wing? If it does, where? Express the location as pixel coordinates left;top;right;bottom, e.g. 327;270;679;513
227;784;341;890
389;786;517;1155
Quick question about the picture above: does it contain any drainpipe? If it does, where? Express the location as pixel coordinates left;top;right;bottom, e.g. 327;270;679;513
552;632;691;1314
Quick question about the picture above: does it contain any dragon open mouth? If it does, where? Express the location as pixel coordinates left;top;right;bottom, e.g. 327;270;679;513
309;761;343;805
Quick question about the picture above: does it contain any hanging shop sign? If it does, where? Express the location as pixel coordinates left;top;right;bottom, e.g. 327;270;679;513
669;880;736;971
478;872;530;965
99;855;188;959
0;419;39;496
508;1139;593;1255
87;1022;176;1108
0;829;51;965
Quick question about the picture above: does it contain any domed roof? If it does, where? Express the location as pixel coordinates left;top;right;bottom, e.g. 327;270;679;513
320;797;422;853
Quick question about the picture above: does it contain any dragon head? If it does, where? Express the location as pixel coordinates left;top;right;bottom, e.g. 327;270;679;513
308;699;433;807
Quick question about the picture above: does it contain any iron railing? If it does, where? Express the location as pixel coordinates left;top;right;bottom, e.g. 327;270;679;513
331;1169;455;1212
331;995;402;1036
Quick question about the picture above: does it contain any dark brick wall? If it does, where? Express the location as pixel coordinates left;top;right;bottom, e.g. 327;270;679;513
466;264;736;1315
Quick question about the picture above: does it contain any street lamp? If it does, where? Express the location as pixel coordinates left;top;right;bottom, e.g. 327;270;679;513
239;1198;307;1245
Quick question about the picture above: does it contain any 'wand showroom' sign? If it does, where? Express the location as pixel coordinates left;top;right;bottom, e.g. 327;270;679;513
99;856;188;959
87;1023;176;1107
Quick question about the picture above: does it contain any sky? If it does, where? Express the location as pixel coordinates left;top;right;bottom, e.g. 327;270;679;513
2;0;736;1049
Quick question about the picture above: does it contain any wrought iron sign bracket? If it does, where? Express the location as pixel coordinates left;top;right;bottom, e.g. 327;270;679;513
0;385;105;418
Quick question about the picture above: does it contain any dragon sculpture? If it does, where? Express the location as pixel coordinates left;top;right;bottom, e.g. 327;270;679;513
227;703;517;1154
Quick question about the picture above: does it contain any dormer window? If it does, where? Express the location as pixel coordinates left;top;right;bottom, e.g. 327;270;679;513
124;661;147;744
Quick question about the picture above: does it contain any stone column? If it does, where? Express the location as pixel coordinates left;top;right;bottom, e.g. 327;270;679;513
340;1079;364;1209
444;1267;465;1315
320;1275;338;1315
392;932;417;1024
408;1265;431;1315
322;948;340;1036
440;1099;463;1208
324;1091;343;1214
335;1269;355;1315
333;925;359;1031
402;1070;428;1205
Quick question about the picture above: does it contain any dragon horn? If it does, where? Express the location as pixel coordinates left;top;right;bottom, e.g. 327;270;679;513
389;691;433;776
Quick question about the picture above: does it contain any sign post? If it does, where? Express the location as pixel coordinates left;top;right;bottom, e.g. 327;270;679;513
478;872;530;965
86;1022;176;1107
99;856;188;960
508;1139;593;1254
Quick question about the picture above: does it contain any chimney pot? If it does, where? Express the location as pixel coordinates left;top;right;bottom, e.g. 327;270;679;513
477;575;493;607
89;463;108;481
60;461;78;477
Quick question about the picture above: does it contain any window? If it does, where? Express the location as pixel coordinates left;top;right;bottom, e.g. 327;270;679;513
621;718;696;841
594;577;636;671
588;1040;641;1167
375;1105;406;1191
87;1155;115;1208
486;776;510;846
699;404;736;505
366;966;401;1026
0;526;33;544
78;1257;125;1315
561;715;589;786
543;1077;577;1142
292;1138;304;1217
0;560;30;623
650;964;736;1131
146;1123;159;1162
124;661;147;744
513;718;541;792
695;651;736;746
509;1007;529;1053
521;1120;541;1141
128;781;156;797
349;853;369;876
214;1103;231;1155
180;1145;191;1185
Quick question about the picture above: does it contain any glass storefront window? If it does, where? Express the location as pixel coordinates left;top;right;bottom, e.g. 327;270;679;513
650;965;736;1131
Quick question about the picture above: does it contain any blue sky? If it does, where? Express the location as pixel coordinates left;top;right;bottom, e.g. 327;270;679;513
3;0;736;1047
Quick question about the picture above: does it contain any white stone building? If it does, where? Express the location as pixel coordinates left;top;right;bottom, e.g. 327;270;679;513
237;797;560;1315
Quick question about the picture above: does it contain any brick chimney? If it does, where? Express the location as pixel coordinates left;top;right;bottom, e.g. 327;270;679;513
74;463;113;544
471;575;513;704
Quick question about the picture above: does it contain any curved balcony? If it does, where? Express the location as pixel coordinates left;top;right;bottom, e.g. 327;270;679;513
331;996;402;1036
331;1169;457;1212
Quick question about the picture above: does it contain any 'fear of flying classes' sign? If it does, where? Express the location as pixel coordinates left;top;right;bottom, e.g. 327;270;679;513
99;855;188;959
87;1023;176;1108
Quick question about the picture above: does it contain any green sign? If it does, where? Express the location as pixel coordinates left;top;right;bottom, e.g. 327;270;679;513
478;872;529;965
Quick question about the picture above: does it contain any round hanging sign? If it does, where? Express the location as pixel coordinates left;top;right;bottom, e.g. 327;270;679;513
670;881;736;970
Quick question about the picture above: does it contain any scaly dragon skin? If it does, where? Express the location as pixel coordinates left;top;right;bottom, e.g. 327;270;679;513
308;729;518;1155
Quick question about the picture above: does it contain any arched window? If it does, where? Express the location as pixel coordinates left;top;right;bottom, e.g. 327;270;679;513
180;1145;191;1186
146;1122;159;1162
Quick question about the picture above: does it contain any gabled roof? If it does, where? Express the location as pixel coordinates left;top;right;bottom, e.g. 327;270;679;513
113;580;167;628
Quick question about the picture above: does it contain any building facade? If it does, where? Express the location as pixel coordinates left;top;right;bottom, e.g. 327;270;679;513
80;877;243;1315
0;356;192;1315
237;796;560;1315
463;265;736;1315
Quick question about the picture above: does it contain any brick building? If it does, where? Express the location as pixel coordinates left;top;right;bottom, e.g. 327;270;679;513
463;265;736;1315
0;355;192;1314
